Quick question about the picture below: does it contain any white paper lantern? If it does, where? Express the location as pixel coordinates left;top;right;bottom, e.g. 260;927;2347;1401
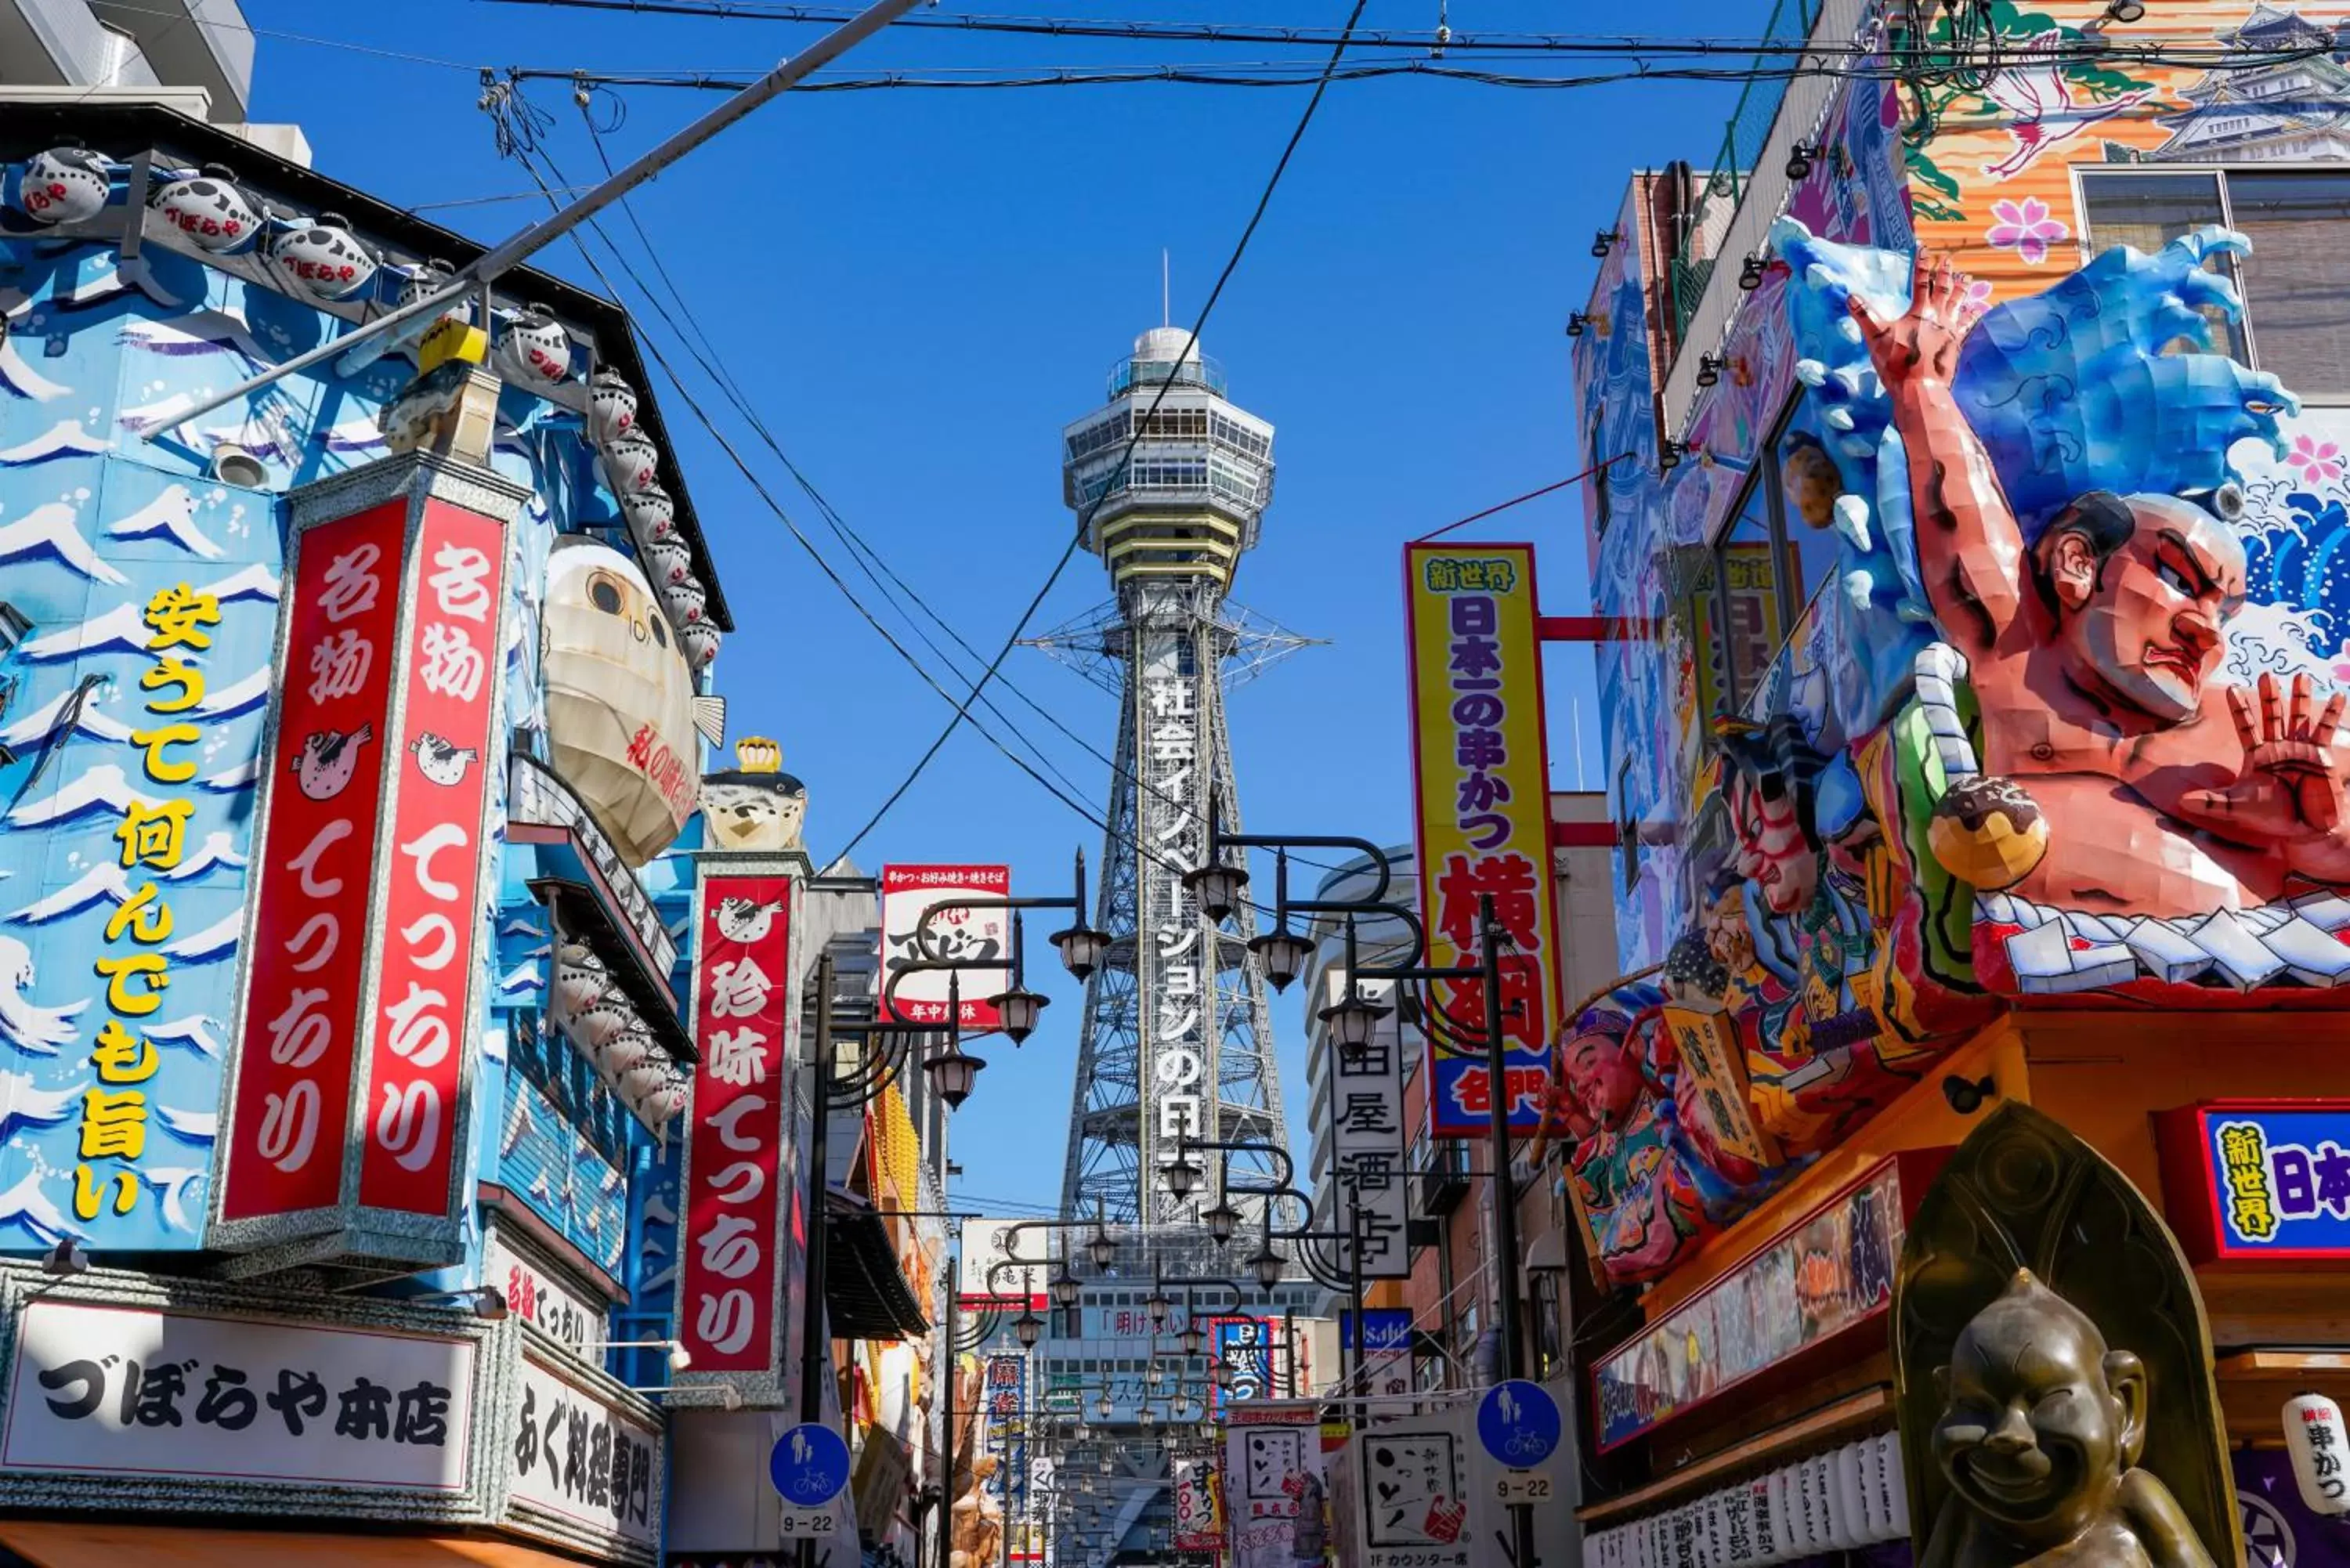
1694;1495;1718;1568
642;537;693;588
623;482;677;542
1828;1444;1864;1549
640;1082;687;1128
1585;1529;1606;1568
1795;1459;1824;1555
590;367;640;446
566;995;636;1051
271;211;377;300
1877;1433;1909;1537
601;433;660;497
2286;1393;2350;1516
551;960;608;1017
151;166;261;253
1721;1483;1755;1567
497;302;573;390
1770;1469;1799;1561
1856;1437;1887;1541
1746;1478;1779;1565
661;576;707;628
19;147;110;224
595;1030;653;1077
680;620;721;671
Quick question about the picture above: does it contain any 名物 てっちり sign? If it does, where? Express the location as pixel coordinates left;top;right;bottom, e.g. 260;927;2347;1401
2156;1101;2350;1265
879;864;1010;1028
675;867;797;1380
212;461;521;1265
1403;543;1560;1138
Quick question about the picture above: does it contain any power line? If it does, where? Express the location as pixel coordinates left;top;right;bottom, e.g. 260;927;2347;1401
820;0;1373;866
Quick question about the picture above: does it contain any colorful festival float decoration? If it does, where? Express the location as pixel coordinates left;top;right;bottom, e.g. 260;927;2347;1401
0;124;732;1292
1555;210;2350;1287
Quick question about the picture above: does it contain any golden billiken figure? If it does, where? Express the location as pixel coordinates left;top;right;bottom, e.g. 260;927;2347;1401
1858;252;2350;915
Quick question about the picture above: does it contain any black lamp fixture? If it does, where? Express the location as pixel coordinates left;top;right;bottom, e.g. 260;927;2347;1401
1592;227;1621;259
1738;253;1767;291
1178;1320;1206;1357
1566;311;1590;338
1202;1196;1241;1245
2105;0;2145;19
1050;1268;1081;1309
1145;1284;1173;1330
1163;1153;1202;1199
1318;988;1390;1060
1181;859;1247;923
1095;1391;1115;1422
924;1039;985;1108
1246;1241;1285;1291
1086;1220;1117;1270
1248;926;1314;992
988;983;1048;1044
1016;1310;1043;1347
1658;438;1687;473
1785;139;1819;182
1696;354;1723;388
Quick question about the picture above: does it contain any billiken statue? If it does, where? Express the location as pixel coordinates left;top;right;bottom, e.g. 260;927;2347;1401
1859;251;2350;915
1922;1270;2212;1568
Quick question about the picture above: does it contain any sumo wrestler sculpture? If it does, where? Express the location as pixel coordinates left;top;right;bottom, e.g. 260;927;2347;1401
1921;1270;2211;1568
1856;251;2350;915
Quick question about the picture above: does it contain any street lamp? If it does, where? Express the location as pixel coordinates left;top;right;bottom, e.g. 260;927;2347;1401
1137;1404;1156;1430
923;1033;985;1107
1246;1240;1285;1291
1086;1221;1117;1270
1016;1310;1043;1348
1095;1392;1114;1422
1178;1319;1206;1357
1163;1152;1202;1199
1202;1196;1241;1245
1248;924;1314;992
1050;1268;1081;1308
1145;1284;1173;1329
1318;988;1389;1058
1180;858;1247;922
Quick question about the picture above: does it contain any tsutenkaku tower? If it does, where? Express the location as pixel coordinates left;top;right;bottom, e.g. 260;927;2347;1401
1052;327;1293;1227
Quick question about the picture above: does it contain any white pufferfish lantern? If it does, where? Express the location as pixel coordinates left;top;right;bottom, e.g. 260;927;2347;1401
150;164;262;254
496;302;573;391
680;621;721;671
270;211;378;301
600;434;660;499
18;147;111;225
622;482;677;542
590;368;638;446
542;539;701;868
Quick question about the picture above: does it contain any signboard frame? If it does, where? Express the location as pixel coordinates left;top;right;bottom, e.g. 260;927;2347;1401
2155;1098;2350;1267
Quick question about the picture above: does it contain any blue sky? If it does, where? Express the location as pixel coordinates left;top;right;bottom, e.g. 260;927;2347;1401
242;0;1753;1213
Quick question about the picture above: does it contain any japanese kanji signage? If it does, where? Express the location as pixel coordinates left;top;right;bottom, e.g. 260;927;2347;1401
1137;654;1209;1214
676;865;797;1379
1328;972;1410;1279
487;1226;604;1365
212;459;521;1263
1402;542;1561;1138
1209;1315;1278;1414
0;1297;475;1492
2156;1101;2350;1266
1224;1404;1328;1568
1360;1429;1469;1566
504;1346;663;1559
878;864;1010;1028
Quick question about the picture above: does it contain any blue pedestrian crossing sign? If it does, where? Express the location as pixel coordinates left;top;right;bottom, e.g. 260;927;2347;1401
771;1422;851;1508
1477;1380;1562;1469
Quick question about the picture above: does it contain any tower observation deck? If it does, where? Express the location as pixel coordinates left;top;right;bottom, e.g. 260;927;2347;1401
1053;327;1294;1227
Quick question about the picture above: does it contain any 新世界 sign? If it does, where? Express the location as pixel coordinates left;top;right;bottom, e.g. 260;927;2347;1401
2157;1100;2350;1265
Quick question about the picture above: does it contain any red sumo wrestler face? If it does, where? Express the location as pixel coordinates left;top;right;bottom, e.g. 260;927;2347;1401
2041;493;2245;726
1560;1018;1647;1133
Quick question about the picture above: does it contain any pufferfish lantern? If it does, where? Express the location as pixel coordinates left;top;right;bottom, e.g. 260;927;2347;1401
589;368;638;446
495;302;573;392
700;737;808;854
269;211;378;301
543;539;702;868
17;148;111;225
622;482;677;543
150;164;261;254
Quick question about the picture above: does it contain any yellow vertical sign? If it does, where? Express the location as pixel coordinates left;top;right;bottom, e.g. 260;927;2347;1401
1403;542;1561;1137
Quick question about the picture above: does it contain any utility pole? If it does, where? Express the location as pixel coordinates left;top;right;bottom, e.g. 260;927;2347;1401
1477;894;1537;1568
798;951;837;1568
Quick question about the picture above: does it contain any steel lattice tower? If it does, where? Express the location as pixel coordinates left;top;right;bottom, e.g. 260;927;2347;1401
1049;328;1294;1227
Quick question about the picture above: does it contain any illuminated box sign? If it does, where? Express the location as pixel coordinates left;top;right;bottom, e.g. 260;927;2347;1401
1589;1152;1938;1451
212;460;521;1265
674;869;797;1377
1210;1315;1278;1414
2155;1100;2350;1266
1402;542;1562;1139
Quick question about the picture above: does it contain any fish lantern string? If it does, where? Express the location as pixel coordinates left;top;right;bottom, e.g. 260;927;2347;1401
13;146;113;225
497;301;575;392
268;210;378;302
149;164;262;255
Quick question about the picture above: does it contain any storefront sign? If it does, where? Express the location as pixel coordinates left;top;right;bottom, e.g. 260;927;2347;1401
216;497;409;1228
1210;1316;1278;1413
879;864;1010;1028
213;463;521;1264
2156;1100;2350;1265
486;1227;604;1364
1361;1428;1469;1566
1;1297;476;1490
1403;542;1561;1137
504;1348;663;1561
1225;1409;1328;1568
676;866;797;1380
960;1218;1047;1309
1591;1154;1925;1451
1173;1453;1225;1551
1329;977;1410;1279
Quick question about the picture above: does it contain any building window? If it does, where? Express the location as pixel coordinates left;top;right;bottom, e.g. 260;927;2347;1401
2078;166;2350;399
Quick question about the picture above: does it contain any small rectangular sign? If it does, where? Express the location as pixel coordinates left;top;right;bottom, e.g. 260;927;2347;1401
2157;1100;2350;1265
879;864;1010;1028
504;1349;662;1555
1495;1470;1554;1505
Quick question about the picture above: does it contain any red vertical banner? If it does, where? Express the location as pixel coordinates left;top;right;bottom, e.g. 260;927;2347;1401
357;499;508;1212
678;871;795;1374
217;500;407;1223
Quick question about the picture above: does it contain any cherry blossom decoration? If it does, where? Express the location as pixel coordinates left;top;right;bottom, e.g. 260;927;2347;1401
1985;197;2069;267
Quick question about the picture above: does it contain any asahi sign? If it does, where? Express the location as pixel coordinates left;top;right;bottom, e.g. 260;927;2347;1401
212;457;523;1266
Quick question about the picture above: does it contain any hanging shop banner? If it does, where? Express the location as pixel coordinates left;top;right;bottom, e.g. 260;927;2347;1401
0;1295;479;1495
503;1345;664;1563
0;458;280;1253
212;462;521;1265
1329;979;1411;1278
674;865;798;1382
1402;542;1560;1138
1174;1452;1227;1552
879;864;1010;1028
1360;1429;1470;1567
1589;1154;1933;1451
1210;1315;1279;1414
1224;1405;1330;1568
2155;1100;2350;1266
